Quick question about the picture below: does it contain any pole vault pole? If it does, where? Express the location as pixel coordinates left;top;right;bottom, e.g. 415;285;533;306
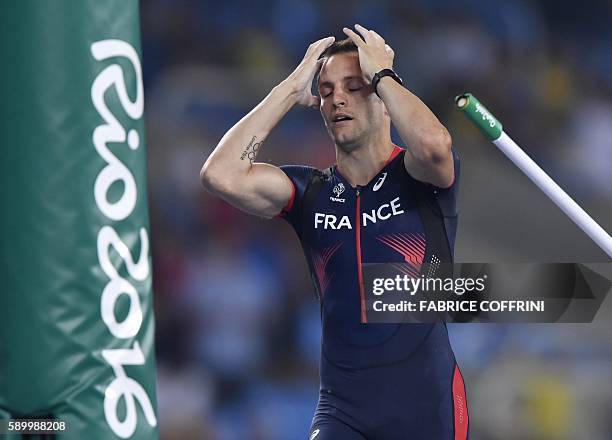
455;93;612;258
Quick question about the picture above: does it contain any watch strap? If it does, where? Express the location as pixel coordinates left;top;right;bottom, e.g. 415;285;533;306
372;68;403;98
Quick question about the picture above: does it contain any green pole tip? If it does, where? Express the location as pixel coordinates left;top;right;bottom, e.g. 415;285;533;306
454;92;503;141
454;93;471;109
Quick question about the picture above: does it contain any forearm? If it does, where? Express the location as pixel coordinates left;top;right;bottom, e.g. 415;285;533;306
199;36;334;217
340;24;453;186
200;80;298;188
377;77;451;163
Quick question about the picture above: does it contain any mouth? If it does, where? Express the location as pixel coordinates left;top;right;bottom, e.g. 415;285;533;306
331;113;353;124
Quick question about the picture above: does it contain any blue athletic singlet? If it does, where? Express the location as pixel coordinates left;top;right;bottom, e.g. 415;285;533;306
279;146;469;440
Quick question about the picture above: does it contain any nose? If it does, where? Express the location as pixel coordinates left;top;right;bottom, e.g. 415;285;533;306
332;89;347;108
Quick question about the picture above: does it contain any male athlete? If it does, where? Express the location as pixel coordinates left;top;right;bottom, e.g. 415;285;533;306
201;24;468;440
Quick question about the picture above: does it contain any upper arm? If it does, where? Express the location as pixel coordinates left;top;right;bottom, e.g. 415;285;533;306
204;162;295;219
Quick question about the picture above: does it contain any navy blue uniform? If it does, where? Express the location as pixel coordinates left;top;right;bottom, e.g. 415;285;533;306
279;147;468;440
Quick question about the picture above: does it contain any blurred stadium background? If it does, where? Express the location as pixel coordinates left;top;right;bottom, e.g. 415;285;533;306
140;0;612;438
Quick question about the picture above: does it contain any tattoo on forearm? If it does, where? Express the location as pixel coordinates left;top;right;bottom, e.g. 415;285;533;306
240;135;263;164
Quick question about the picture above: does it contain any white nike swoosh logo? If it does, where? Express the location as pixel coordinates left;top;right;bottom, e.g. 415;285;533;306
310;429;320;440
373;172;387;191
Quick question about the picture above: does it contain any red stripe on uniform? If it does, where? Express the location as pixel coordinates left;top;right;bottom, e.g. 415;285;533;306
356;194;367;323
376;233;425;269
277;179;296;217
313;243;343;295
384;145;403;166
453;364;469;440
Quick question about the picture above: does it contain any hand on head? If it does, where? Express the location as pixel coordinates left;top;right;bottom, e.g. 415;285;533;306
288;36;335;107
287;26;394;109
342;24;394;82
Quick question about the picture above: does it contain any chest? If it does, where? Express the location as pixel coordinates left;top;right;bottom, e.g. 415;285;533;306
307;172;425;250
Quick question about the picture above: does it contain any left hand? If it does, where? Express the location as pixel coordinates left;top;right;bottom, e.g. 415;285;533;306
343;24;394;82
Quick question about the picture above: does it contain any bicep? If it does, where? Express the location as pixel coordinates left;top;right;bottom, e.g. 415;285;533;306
217;162;294;218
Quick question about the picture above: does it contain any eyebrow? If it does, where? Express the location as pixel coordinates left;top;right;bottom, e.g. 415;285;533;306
318;76;364;89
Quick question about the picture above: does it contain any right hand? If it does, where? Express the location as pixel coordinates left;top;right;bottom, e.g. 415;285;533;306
286;36;335;108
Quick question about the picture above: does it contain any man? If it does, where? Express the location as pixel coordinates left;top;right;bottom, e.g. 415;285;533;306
201;24;468;440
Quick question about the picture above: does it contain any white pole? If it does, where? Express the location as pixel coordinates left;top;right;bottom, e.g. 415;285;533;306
494;132;612;257
456;93;612;258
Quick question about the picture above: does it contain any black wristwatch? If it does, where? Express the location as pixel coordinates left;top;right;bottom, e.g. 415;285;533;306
371;68;403;98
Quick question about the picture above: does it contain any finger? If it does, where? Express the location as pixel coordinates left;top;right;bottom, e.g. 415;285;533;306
306;36;335;56
306;58;325;91
313;36;335;49
316;58;326;72
310;58;325;81
342;27;366;48
310;36;335;60
385;44;394;55
318;35;335;46
317;36;336;54
370;29;386;44
354;24;373;44
311;57;325;75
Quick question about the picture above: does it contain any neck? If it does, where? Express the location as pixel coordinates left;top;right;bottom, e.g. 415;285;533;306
335;130;394;187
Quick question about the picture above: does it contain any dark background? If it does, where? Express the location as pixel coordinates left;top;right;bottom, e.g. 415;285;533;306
141;0;612;438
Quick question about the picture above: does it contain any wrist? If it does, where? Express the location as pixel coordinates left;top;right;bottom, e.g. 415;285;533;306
272;79;301;106
371;68;403;98
366;64;388;82
278;75;305;97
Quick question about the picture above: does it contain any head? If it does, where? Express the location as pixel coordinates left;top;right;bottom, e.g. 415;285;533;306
316;38;390;153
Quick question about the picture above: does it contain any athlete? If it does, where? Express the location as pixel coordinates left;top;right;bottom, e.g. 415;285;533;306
200;24;468;439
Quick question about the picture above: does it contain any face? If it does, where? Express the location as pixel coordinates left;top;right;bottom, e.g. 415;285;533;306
318;52;387;152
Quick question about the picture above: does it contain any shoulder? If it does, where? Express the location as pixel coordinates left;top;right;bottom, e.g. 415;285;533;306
278;164;329;222
280;164;317;181
280;165;318;196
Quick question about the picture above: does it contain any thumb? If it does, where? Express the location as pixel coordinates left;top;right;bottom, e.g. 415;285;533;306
314;58;325;77
309;95;321;108
309;58;325;82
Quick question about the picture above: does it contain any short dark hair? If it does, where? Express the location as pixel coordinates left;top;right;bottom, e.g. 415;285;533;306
318;38;358;60
314;38;358;92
